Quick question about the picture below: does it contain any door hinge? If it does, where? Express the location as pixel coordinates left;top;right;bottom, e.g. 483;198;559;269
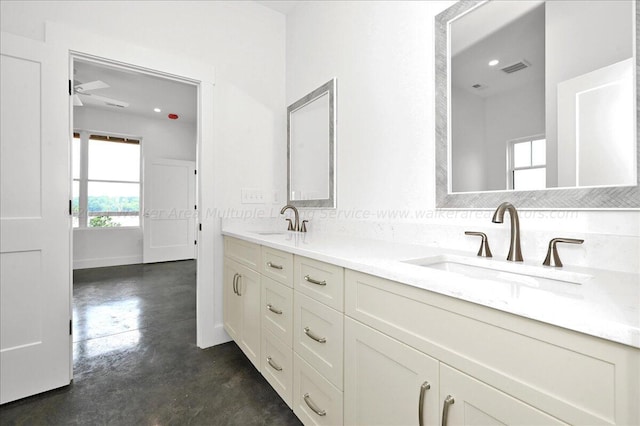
199;223;202;231
69;319;72;335
194;205;197;210
194;240;197;245
194;170;197;175
69;80;72;96
69;200;72;215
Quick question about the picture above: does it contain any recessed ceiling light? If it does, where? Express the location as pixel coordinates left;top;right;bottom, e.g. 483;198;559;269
153;107;161;112
488;59;500;67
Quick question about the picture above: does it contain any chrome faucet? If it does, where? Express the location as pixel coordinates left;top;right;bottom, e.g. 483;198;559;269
280;204;303;232
491;202;523;262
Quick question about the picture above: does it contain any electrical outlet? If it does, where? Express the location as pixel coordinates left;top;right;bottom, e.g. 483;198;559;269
241;188;265;204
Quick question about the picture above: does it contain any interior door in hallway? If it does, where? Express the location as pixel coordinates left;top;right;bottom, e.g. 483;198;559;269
1;32;71;404
143;158;196;263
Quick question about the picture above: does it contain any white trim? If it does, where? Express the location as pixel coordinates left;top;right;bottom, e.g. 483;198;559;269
74;255;143;270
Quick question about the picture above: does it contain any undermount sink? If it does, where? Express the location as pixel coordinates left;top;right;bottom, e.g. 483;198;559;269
403;254;592;286
251;231;288;236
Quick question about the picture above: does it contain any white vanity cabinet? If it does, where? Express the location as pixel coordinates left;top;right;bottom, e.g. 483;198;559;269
344;269;639;426
223;234;639;426
222;257;261;369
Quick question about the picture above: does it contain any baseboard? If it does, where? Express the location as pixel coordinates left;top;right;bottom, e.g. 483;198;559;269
73;255;143;270
198;323;231;349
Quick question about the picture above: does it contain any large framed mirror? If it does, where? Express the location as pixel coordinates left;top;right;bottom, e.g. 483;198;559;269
436;0;639;209
287;78;337;208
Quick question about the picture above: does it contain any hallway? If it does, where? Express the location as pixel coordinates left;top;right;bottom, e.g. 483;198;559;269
0;261;300;425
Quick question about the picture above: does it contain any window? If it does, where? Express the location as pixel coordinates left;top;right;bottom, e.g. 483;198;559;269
73;132;141;228
508;137;546;190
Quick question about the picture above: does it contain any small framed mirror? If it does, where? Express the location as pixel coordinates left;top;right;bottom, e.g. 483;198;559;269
287;78;337;208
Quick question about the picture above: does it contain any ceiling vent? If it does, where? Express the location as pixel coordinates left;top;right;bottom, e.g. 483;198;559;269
501;60;531;74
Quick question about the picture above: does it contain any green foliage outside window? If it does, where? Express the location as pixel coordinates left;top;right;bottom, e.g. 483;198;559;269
89;216;121;228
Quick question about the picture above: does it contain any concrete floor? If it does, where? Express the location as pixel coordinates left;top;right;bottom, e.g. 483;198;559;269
0;261;301;426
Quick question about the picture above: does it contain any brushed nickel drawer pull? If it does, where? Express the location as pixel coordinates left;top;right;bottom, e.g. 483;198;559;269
303;327;326;343
267;261;283;270
304;275;326;286
418;381;431;426
236;274;242;296
441;395;455;426
266;304;282;315
303;393;326;417
266;356;283;371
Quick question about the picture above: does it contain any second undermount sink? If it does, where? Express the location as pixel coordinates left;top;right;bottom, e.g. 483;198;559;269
403;254;592;286
252;231;289;236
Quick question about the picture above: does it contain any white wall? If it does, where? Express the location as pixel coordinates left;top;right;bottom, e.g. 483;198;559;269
1;0;286;345
451;86;486;192
484;78;545;190
0;0;287;213
72;107;196;269
451;78;545;192
285;0;639;273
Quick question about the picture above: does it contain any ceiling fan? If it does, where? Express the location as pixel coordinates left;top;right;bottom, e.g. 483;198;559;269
73;80;130;108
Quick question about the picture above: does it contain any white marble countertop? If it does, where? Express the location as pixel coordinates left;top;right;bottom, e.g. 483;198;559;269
222;226;640;349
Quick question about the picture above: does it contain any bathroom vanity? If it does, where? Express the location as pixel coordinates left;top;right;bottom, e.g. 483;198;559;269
222;229;640;426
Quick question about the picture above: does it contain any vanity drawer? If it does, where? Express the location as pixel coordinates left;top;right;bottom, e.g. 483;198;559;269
262;329;293;408
294;256;344;311
261;247;294;287
224;237;260;270
294;292;344;390
262;276;293;347
293;353;343;426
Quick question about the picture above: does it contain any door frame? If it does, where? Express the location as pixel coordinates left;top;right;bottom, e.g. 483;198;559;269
47;22;220;354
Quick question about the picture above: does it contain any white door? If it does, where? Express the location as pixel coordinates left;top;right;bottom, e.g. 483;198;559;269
557;58;635;187
143;158;196;263
1;32;71;404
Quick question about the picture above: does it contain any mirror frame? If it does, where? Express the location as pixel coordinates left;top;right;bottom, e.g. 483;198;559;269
435;0;640;209
287;78;337;209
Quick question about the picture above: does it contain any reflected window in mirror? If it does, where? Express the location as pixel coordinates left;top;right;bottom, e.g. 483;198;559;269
509;137;546;191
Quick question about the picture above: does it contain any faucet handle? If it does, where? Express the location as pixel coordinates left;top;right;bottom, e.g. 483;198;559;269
543;238;584;267
300;220;308;233
465;231;492;258
285;218;295;231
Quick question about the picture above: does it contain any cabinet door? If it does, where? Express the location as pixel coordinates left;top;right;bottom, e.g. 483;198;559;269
344;318;439;426
439;364;566;426
223;258;242;341
237;263;262;369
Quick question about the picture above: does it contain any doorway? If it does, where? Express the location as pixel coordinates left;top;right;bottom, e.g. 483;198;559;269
71;57;198;269
1;24;217;404
70;56;199;372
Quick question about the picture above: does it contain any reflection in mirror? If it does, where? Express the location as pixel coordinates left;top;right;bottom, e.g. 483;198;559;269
436;0;640;209
287;79;336;208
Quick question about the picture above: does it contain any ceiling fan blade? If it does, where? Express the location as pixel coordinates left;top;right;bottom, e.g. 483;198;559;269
80;93;129;108
73;94;83;106
74;80;110;93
